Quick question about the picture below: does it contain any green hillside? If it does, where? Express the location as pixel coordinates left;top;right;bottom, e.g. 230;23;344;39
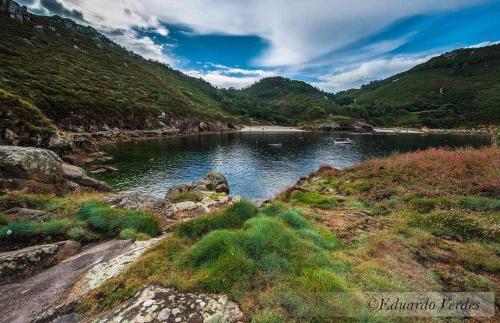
218;77;338;124
0;2;229;133
1;0;499;133
333;44;500;128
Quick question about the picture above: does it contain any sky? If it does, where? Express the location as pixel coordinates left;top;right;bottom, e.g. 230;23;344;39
18;0;500;92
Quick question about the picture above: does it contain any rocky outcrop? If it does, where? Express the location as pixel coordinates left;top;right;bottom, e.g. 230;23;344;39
96;285;244;323
0;240;80;282
165;172;232;220
0;0;29;23
104;193;168;217
0;145;112;194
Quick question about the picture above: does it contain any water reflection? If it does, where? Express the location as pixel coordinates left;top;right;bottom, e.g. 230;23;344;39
95;132;489;202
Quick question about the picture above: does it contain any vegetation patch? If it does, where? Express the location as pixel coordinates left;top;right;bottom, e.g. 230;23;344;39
0;193;161;248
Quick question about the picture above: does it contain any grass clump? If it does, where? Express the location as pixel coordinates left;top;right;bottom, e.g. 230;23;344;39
84;201;350;321
290;191;337;209
76;203;161;238
175;200;257;239
0;198;161;248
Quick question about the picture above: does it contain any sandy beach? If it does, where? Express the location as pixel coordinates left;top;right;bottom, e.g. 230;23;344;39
240;126;304;132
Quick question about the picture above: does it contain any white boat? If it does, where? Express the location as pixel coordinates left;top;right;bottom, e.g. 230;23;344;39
268;143;282;147
334;138;353;144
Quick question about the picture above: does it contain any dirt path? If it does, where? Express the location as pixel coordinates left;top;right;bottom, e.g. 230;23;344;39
0;239;133;323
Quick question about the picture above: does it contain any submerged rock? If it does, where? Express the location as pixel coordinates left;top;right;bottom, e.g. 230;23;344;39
96;285;244;323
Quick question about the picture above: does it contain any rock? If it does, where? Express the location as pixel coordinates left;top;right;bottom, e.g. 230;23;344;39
0;0;30;23
4;207;46;221
61;154;86;167
0;145;73;195
61;162;85;180
353;121;374;133
96;286;244;323
87;165;119;174
3;128;18;143
0;241;79;282
103;193;167;217
74;176;113;192
164;173;232;220
47;132;74;154
203;172;230;193
55;240;81;262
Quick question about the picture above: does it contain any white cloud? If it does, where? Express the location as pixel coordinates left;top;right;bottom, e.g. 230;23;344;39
312;54;435;92
186;65;275;88
45;0;485;67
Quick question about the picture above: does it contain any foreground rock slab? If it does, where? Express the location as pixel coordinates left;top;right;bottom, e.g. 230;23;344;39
96;285;244;323
0;239;133;322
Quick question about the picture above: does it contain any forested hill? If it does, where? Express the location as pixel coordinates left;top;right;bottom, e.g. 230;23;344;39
0;0;229;134
333;44;500;128
218;77;339;124
1;0;499;133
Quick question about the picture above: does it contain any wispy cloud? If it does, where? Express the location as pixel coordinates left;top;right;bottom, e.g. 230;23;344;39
312;54;434;92
186;64;275;88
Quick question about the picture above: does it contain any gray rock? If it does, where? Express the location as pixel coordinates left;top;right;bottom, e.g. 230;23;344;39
61;163;85;180
104;193;167;216
4;128;17;143
0;241;80;282
47;132;74;154
74;176;112;192
96;286;244;323
4;207;46;221
0;145;72;195
203;172;230;194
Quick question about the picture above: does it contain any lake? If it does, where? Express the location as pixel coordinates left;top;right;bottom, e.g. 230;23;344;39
94;131;490;202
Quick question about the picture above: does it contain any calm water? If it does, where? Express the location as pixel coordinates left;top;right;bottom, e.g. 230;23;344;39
94;132;490;202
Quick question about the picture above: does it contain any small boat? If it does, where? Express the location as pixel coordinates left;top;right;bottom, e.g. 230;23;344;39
334;138;353;144
268;143;282;147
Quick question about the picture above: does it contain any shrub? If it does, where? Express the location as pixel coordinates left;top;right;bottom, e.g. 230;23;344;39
119;228;150;241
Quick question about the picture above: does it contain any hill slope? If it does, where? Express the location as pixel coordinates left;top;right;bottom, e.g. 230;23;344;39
0;0;230;137
334;44;500;128
219;77;339;124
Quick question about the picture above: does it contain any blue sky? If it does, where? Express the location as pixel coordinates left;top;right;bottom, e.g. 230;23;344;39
21;0;500;92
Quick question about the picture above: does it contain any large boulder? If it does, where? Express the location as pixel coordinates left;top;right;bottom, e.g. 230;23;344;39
0;145;72;194
0;145;112;194
203;172;230;193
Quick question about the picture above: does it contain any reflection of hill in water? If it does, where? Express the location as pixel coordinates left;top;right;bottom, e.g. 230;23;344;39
95;132;489;201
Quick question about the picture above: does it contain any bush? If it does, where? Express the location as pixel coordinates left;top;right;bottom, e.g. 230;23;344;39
76;203;161;237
